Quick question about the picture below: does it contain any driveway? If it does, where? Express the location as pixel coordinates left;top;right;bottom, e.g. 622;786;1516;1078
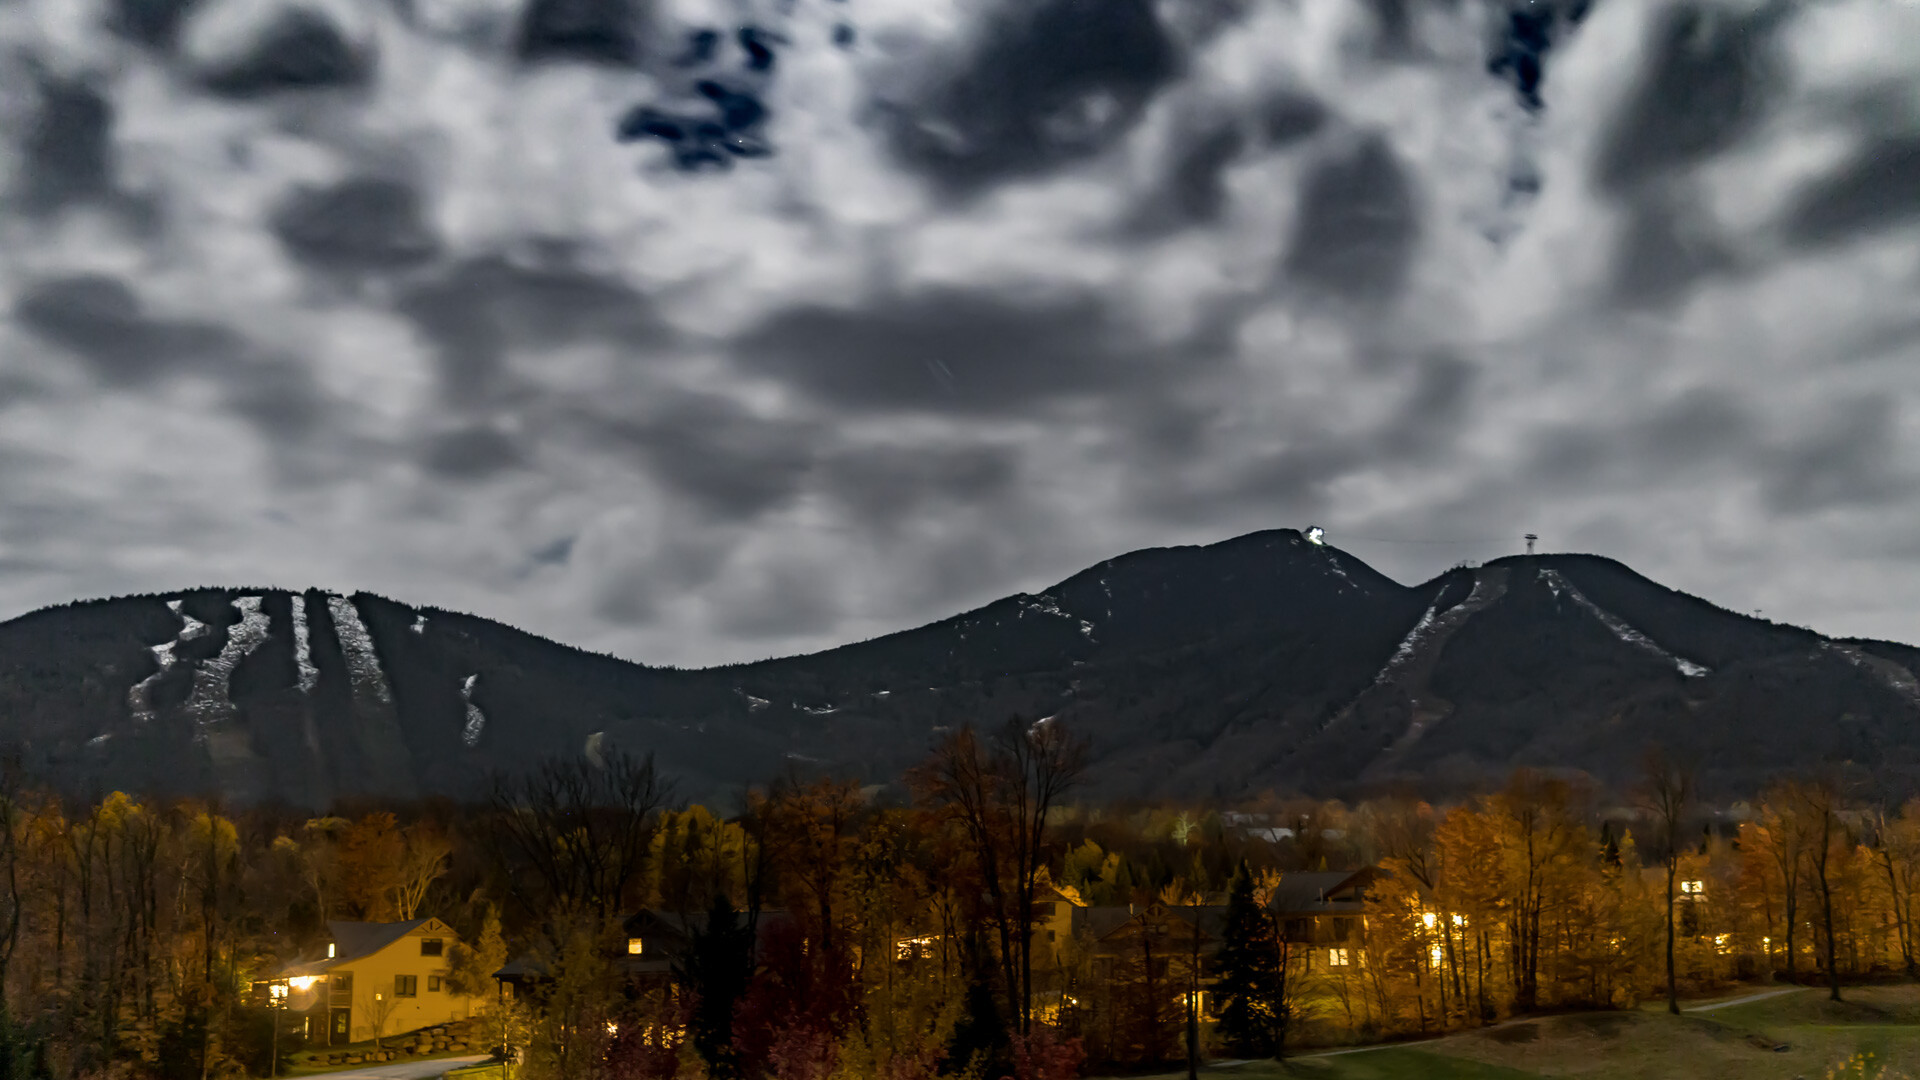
301;1055;492;1080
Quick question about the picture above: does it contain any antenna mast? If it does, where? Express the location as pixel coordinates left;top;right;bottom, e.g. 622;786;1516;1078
1524;533;1538;556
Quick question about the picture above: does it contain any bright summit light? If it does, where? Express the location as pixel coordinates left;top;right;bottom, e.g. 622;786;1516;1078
1305;526;1325;545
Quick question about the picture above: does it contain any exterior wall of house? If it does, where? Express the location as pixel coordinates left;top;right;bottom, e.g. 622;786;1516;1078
289;919;485;1044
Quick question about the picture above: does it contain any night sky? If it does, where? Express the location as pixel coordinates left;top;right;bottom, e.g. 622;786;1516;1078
1;0;1917;666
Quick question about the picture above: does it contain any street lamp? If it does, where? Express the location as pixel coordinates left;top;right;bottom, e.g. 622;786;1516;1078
268;982;289;1079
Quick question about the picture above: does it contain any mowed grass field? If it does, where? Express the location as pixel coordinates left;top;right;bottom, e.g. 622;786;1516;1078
1117;984;1920;1080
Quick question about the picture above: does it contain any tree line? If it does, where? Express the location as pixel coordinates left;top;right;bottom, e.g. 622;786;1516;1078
0;728;1917;1080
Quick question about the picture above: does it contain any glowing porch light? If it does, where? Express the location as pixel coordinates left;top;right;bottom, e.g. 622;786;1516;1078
288;975;321;991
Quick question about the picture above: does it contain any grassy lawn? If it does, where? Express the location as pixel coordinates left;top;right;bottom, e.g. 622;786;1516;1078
1103;984;1920;1080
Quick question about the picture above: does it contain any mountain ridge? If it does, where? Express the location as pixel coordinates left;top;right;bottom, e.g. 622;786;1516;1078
4;528;1917;806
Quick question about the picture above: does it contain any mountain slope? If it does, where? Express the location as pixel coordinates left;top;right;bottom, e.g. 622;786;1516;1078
3;530;1916;805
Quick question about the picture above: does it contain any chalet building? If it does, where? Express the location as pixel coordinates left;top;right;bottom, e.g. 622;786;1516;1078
258;918;485;1045
494;908;800;994
1267;867;1379;972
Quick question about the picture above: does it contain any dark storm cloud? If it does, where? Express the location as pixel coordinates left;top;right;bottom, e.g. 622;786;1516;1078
13;274;335;446
817;442;1020;528
1284;134;1420;300
586;395;818;519
1259;92;1327;147
710;563;840;640
1593;1;1787;195
106;0;199;48
1763;398;1911;514
398;252;671;403
882;0;1179;194
270;177;441;273
14;275;242;384
1782;136;1920;249
1126;122;1247;235
517;0;647;67
1528;390;1758;487
18;77;113;215
421;426;526;481
200;7;372;98
1608;193;1734;308
733;289;1185;414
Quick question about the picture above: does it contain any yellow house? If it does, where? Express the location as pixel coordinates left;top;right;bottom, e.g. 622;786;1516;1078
266;918;485;1045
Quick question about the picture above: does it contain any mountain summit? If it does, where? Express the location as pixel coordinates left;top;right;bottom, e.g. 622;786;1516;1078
5;529;1917;806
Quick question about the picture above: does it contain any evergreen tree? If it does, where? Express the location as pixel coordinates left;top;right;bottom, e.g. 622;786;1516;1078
1209;865;1283;1059
684;893;752;1080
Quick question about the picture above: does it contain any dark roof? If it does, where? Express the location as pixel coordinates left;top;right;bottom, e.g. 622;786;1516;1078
1267;869;1378;915
277;918;430;977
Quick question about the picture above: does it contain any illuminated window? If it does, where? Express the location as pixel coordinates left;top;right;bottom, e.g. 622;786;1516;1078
894;936;938;962
1713;934;1731;954
326;943;336;958
1327;948;1350;968
1452;914;1467;928
627;938;644;955
1420;912;1437;930
1429;944;1444;970
1679;880;1704;896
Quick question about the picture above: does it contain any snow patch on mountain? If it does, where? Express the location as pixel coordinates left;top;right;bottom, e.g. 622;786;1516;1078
460;673;486;747
1824;643;1920;707
411;614;428;634
1022;592;1097;639
291;594;319;693
328;595;394;705
1538;569;1710;678
128;599;206;722
185;596;271;727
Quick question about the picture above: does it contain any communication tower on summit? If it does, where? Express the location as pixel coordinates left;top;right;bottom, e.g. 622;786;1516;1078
1525;533;1538;556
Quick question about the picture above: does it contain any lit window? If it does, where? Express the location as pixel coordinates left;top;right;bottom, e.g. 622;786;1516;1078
1420;912;1437;930
894;936;938;962
1453;914;1467;928
627;938;644;956
1328;948;1350;968
326;943;336;958
1679;880;1704;896
1429;945;1444;970
1713;934;1731;954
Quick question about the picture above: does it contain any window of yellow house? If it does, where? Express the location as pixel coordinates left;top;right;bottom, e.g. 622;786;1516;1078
421;938;444;957
396;975;418;997
1328;948;1350;967
627;938;645;955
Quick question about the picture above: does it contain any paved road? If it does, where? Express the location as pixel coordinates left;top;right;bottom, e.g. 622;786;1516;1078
1682;987;1802;1013
301;1055;492;1080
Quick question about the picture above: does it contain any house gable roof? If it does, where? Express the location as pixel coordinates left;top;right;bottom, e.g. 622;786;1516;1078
275;917;450;978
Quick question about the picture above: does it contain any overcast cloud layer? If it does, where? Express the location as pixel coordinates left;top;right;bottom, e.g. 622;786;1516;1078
0;0;1917;666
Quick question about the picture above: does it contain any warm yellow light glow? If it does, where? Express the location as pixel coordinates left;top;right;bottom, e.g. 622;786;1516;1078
1429;944;1444;970
894;935;939;962
627;938;644;956
1452;914;1467;927
1327;947;1350;968
1680;880;1704;896
269;983;288;1002
326;943;336;958
288;975;322;991
605;1021;619;1036
1714;934;1731;954
1420;912;1437;930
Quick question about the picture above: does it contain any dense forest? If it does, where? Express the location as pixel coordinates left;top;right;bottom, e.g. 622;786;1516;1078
0;720;1917;1080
